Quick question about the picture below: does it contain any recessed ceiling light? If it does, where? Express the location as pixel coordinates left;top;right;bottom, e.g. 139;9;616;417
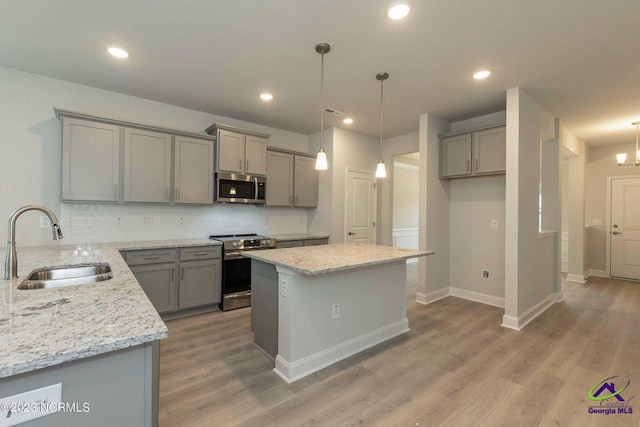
387;2;411;20
107;47;129;59
343;118;354;125
473;70;491;80
260;93;273;101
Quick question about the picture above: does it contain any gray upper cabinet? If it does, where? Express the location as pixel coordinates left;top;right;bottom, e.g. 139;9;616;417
440;124;506;179
206;124;270;176
123;128;172;203
473;127;506;175
266;150;317;207
440;134;472;178
62;117;121;201
266;151;294;206
293;156;318;207
245;135;267;175
56;109;216;205
217;129;267;175
174;136;214;204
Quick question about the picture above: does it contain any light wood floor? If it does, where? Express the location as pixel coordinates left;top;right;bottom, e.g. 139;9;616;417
159;265;640;426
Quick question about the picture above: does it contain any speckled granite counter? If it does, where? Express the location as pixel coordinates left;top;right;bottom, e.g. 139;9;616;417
243;243;432;275
0;239;222;379
270;233;329;242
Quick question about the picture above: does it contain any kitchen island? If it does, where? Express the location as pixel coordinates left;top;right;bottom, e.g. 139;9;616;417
0;239;219;426
244;243;433;383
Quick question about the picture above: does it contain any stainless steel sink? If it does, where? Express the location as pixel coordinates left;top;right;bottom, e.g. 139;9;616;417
18;263;113;289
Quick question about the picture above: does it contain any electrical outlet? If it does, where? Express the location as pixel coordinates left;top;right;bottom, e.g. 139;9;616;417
62;217;70;227
142;216;153;227
332;303;340;319
482;270;490;279
593;219;602;226
0;383;62;425
115;216;123;227
491;220;499;229
40;216;51;228
178;217;185;227
264;216;269;226
280;280;288;298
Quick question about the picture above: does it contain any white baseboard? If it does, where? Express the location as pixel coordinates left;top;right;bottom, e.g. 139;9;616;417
587;269;607;278
449;287;505;308
273;319;409;384
566;273;586;284
553;291;564;303
416;288;449;305
500;294;555;331
561;262;568;273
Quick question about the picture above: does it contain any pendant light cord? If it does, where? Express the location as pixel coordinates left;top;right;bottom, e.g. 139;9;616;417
379;78;384;157
320;52;325;149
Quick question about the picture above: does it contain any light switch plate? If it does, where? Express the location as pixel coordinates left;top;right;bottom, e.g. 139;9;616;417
40;216;51;228
142;216;153;227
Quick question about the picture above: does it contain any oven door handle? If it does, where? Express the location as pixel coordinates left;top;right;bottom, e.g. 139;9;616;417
224;252;245;260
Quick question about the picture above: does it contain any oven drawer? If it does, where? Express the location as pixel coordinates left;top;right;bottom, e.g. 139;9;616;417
124;249;177;265
180;246;222;261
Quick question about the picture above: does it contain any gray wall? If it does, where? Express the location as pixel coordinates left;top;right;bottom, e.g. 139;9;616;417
392;157;419;229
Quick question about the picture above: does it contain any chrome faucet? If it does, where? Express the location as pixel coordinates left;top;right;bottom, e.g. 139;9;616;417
4;205;63;280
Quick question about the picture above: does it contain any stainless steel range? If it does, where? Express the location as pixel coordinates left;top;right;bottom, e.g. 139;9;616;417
209;233;275;311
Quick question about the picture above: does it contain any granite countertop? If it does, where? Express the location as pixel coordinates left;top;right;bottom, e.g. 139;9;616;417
0;238;221;379
243;243;433;275
270;234;330;242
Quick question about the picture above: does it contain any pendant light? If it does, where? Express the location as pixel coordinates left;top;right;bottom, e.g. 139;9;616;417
616;121;640;166
375;72;389;178
315;43;330;170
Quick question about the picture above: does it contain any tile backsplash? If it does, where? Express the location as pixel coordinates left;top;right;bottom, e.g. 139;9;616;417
61;203;309;244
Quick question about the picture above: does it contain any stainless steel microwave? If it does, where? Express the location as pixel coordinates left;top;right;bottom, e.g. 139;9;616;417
215;172;266;204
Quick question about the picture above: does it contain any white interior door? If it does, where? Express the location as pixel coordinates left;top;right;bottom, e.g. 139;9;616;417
611;177;640;280
345;169;376;244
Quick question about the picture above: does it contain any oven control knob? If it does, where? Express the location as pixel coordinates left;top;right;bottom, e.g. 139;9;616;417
262;240;269;245
232;242;238;247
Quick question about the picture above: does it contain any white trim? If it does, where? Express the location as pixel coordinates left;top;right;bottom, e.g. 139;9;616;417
393;162;419;171
588;269;608;278
561;262;568;273
538;229;557;238
392;227;420;234
273;319;409;384
416;288;449;305
500;294;555;331
449;287;505;308
553;292;564;303
566;273;586;283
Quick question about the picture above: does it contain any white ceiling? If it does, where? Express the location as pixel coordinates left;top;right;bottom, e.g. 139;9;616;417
1;0;639;147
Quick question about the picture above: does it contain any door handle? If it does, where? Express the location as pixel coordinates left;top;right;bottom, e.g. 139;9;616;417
612;231;623;235
466;160;470;173
348;232;356;236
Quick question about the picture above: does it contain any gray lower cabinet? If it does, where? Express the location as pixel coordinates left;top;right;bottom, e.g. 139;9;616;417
178;259;220;309
129;262;178;314
123;246;221;315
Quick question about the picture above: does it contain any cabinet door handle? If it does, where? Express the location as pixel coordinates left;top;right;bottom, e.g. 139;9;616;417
181;267;184;280
476;158;479;171
192;252;209;256
114;183;118;198
171;268;174;281
175;188;179;201
466;160;470;173
143;256;161;260
239;159;242;171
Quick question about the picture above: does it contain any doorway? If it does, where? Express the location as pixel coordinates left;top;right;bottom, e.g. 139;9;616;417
609;176;640;280
392;152;419;253
345;168;376;243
